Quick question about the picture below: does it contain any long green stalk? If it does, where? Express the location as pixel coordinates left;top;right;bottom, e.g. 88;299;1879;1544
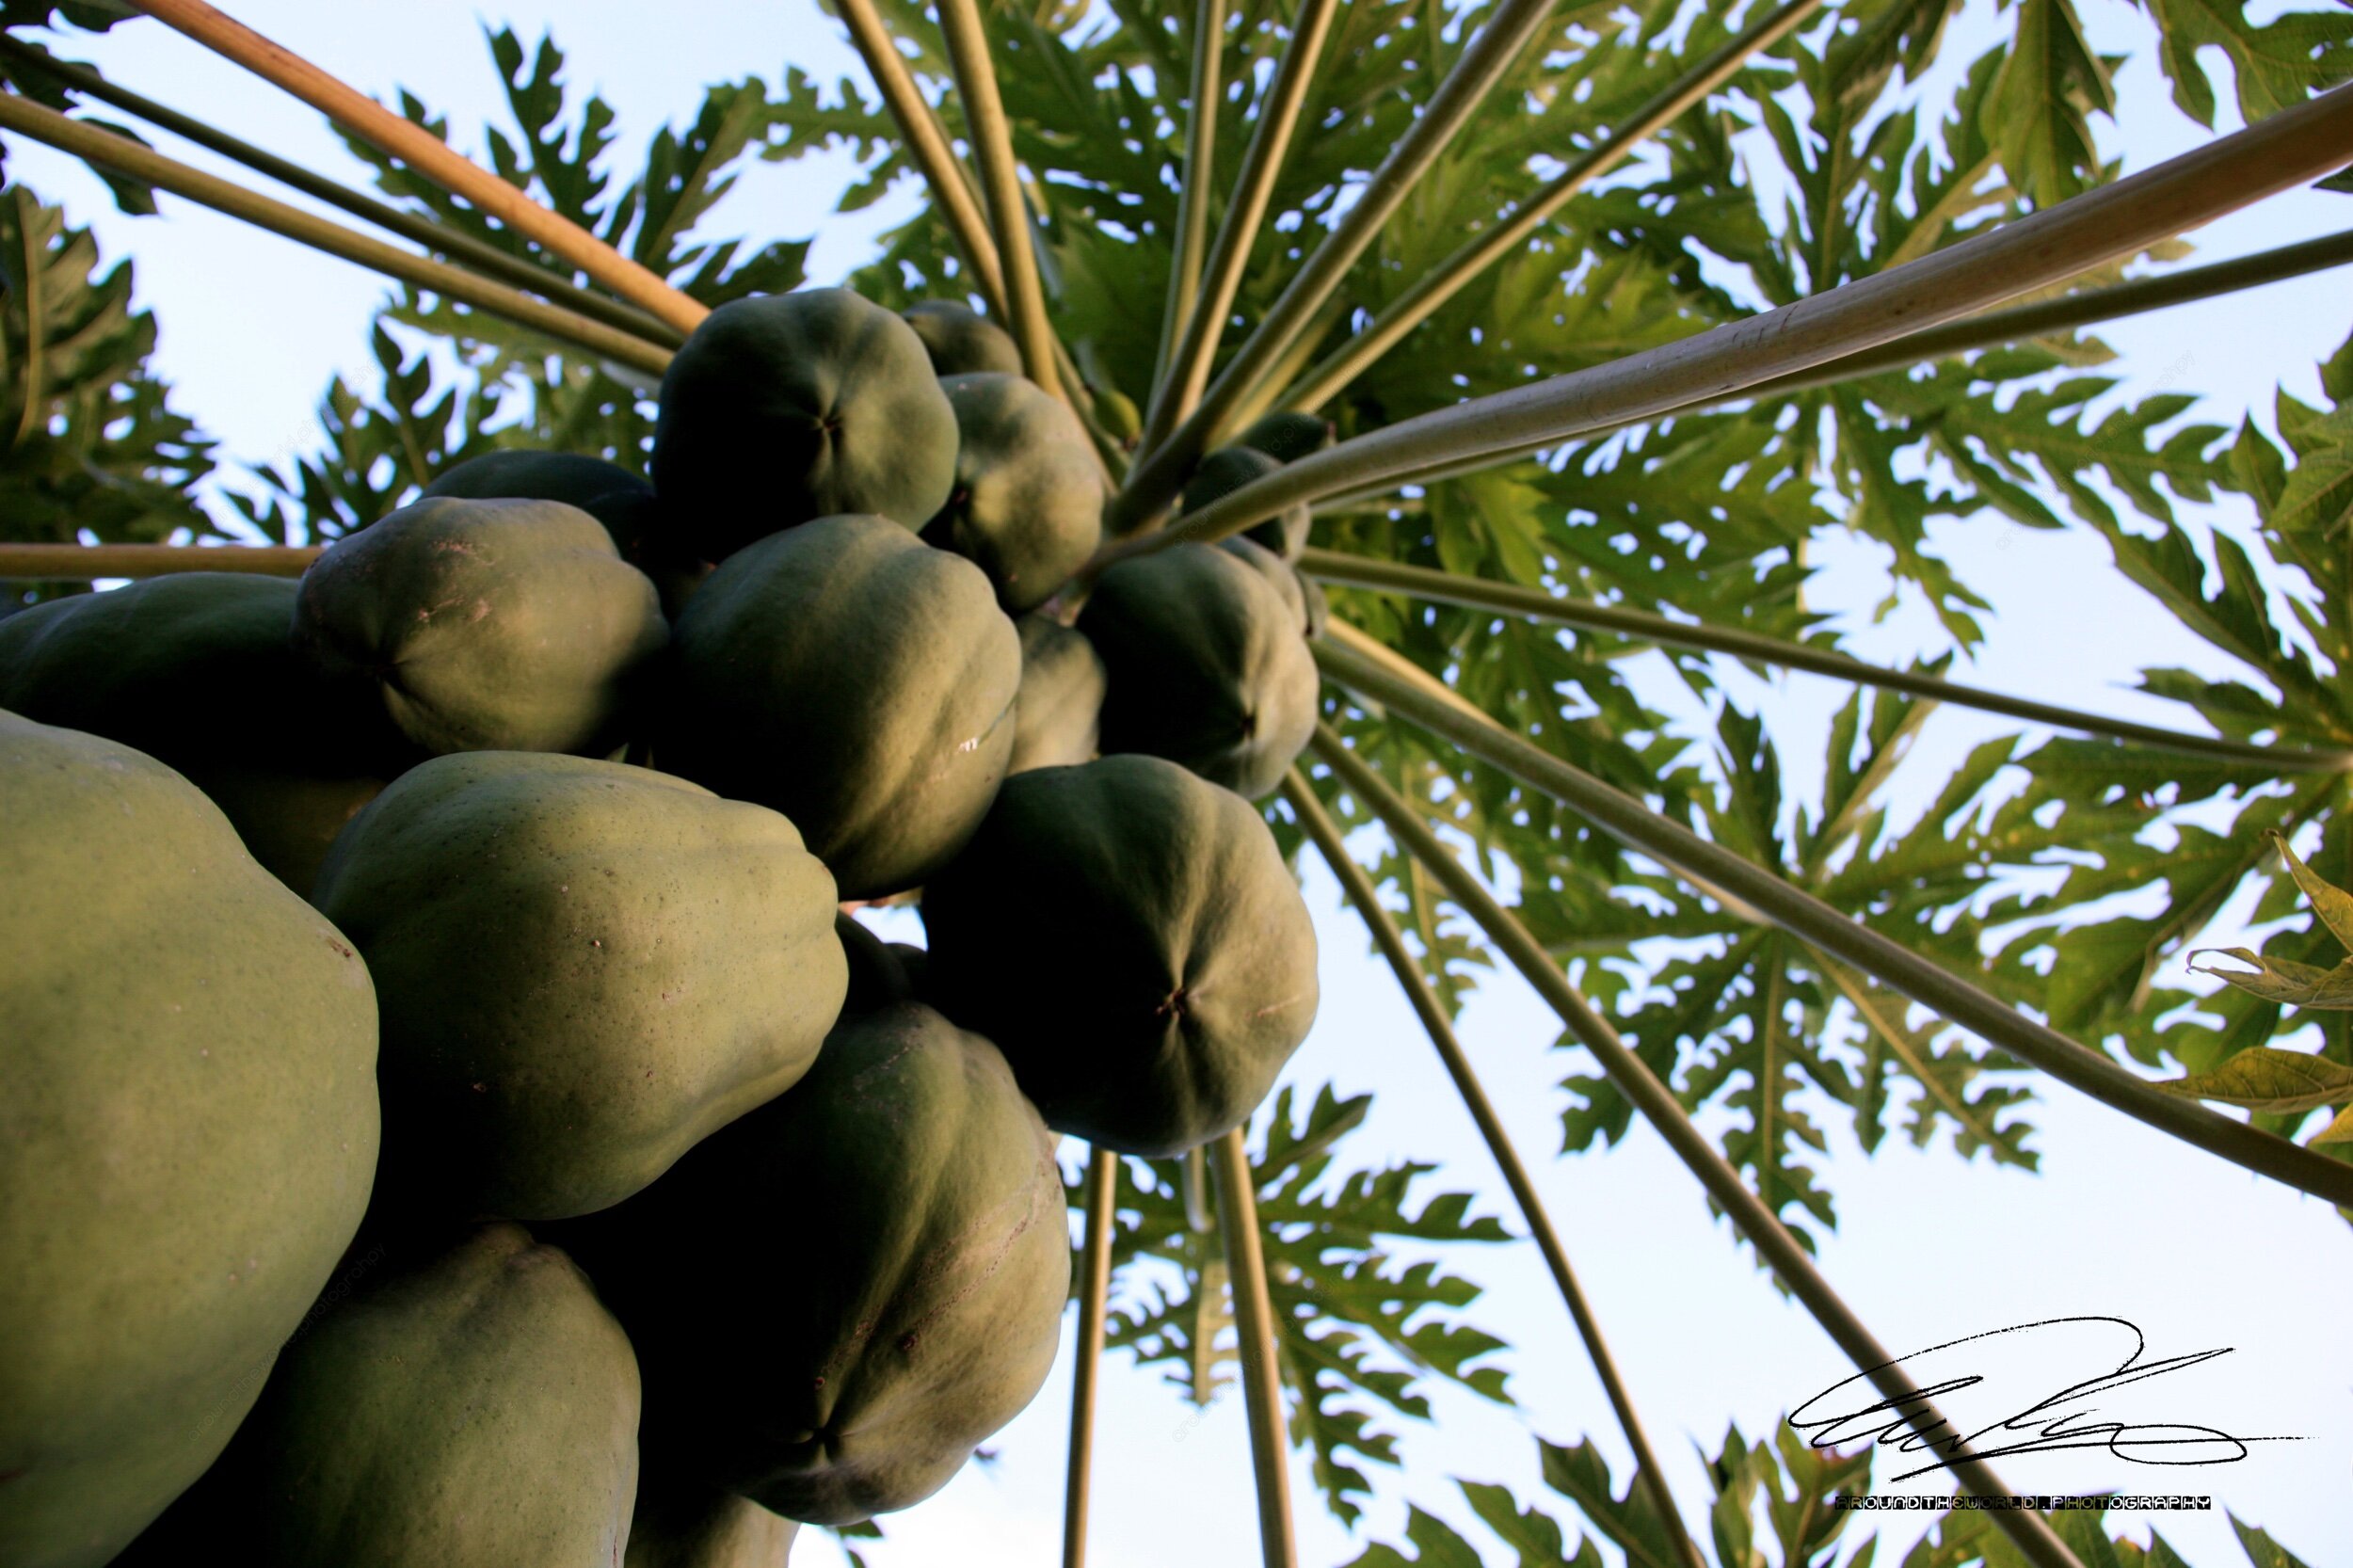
1312;222;2353;507
0;93;674;376
1276;0;1828;416
1062;1146;1119;1568
0;39;682;348
1300;550;2353;772
1085;81;2353;568
1112;0;1564;531
1209;1128;1297;1568
1131;0;1342;469
1145;0;1229;410
124;0;707;333
936;0;1062;398
1314;625;2353;1210
1308;727;2085;1568
829;0;1009;317
1282;771;1705;1568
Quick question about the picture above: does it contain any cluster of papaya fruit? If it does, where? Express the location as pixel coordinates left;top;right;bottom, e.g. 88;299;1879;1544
0;286;1334;1567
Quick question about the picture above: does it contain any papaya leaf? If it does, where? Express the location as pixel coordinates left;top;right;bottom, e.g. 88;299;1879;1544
2229;1516;2316;1568
2185;948;2353;1011
2135;0;2353;128
2153;1042;2353;1111
2307;1099;2353;1144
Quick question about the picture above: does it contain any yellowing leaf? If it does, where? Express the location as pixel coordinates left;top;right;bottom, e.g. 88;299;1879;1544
2309;1102;2353;1146
2153;1045;2353;1113
2186;947;2353;1009
2264;828;2353;952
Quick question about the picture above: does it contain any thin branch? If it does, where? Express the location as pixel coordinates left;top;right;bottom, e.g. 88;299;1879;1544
122;0;707;334
1278;0;1828;416
0;39;682;349
1083;81;2353;570
1306;727;2086;1568
1131;0;1341;472
1299;551;2353;772
936;0;1061;397
1062;1145;1119;1568
1112;0;1562;532
1209;1127;1298;1568
1313;624;2353;1211
0;543;316;580
829;0;1009;318
1281;770;1706;1568
1145;0;1228;412
0;93;675;376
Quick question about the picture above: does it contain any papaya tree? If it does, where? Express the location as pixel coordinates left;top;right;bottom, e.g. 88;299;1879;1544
1;0;2350;1565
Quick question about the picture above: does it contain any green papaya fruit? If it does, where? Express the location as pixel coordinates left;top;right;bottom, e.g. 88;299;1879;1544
1009;612;1105;774
0;712;378;1568
903;299;1023;376
927;372;1102;613
312;751;846;1222
122;1223;641;1568
921;754;1319;1155
1095;384;1143;444
1218;533;1309;632
418;450;717;617
656;513;1019;899
0;572;401;894
1184;444;1309;560
626;1480;797;1568
554;1002;1068;1525
421;449;657;552
653;289;959;560
1235;409;1337;465
294;495;669;758
1077;540;1318;800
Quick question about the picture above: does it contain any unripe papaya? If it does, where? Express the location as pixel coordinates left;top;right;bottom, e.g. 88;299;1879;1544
1185;444;1309;561
626;1481;798;1568
927;372;1102;613
1009;613;1106;774
654;289;959;560
294;495;669;758
555;1002;1068;1525
922;755;1319;1155
1235;409;1337;465
121;1223;641;1568
418;449;713;617
904;299;1023;376
657;513;1019;899
837;911;920;1017
0;572;400;894
1078;540;1318;800
0;712;378;1568
312;751;846;1222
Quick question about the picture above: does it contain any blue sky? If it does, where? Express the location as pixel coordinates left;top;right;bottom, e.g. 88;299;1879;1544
8;2;2353;1563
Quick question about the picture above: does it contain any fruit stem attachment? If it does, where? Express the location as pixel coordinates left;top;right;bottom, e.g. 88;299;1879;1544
1130;0;1341;477
1314;624;2353;1211
1062;1145;1119;1568
1306;726;2087;1568
1274;0;1829;417
1114;0;1561;532
936;0;1062;399
120;0;708;334
0;39;682;349
1086;80;2353;569
1209;1127;1297;1568
0;92;676;376
826;0;1010;319
1282;770;1708;1568
1301;552;2353;773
